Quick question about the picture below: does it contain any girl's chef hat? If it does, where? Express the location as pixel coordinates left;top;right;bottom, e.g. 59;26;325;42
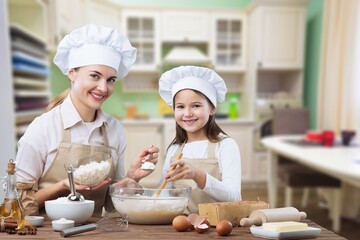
53;24;137;79
159;65;227;107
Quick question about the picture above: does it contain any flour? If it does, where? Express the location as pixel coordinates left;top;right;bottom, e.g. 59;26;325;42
74;160;111;186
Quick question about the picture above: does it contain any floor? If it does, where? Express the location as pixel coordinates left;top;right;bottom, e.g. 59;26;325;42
242;184;360;240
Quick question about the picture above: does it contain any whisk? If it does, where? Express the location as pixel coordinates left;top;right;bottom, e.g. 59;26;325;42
60;211;128;238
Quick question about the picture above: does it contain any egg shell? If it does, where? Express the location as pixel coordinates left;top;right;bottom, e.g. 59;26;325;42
194;216;210;228
187;213;199;229
216;220;233;236
195;223;210;233
172;215;192;232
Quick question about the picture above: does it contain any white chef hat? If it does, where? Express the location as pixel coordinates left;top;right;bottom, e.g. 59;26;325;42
159;66;227;107
53;24;137;79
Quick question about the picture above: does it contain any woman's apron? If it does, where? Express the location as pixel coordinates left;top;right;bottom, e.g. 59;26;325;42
18;111;115;216
172;142;221;214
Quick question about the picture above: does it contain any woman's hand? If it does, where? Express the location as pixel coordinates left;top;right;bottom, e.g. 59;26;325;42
166;160;206;189
77;177;112;192
126;145;159;182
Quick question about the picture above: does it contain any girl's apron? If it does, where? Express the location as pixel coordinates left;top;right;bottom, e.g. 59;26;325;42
38;115;115;215
172;142;221;214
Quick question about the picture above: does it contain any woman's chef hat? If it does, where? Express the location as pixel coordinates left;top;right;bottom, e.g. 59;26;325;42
159;65;227;107
53;24;137;79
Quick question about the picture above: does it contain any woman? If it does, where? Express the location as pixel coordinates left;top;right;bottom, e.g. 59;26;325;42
15;24;159;215
158;65;241;213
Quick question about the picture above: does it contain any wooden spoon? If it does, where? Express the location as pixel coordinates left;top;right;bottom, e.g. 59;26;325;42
155;152;183;196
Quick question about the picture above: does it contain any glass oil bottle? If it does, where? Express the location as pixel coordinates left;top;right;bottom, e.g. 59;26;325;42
0;159;25;229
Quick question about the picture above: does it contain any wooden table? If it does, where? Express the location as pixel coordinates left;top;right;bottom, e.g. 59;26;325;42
0;217;346;239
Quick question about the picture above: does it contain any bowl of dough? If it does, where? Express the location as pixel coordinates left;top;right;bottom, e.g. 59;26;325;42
109;184;191;224
73;152;112;186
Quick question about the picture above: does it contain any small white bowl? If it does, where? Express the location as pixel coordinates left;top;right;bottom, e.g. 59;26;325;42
25;216;44;227
45;198;94;224
52;218;75;231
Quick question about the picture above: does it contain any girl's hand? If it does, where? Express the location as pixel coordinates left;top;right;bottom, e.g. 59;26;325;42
126;145;159;182
113;177;142;188
166;160;206;189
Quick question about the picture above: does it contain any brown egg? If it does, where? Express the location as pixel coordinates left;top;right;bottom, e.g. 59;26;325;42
216;220;233;236
172;215;192;232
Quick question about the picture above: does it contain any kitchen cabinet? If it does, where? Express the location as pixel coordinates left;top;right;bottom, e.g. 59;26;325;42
211;12;247;72
122;121;164;188
44;0;85;49
247;0;308;183
249;0;307;70
219;121;254;183
121;9;161;92
161;11;209;42
84;0;120;30
121;10;160;72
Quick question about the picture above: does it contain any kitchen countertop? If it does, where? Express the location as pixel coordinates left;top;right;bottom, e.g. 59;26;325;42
119;117;255;125
1;217;345;239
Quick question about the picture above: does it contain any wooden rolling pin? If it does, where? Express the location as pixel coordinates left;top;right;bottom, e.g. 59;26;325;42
240;207;307;227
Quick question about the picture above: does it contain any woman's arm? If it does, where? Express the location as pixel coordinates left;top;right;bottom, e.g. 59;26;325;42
35;181;69;208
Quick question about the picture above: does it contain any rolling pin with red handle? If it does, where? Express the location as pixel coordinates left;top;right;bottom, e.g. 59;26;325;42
239;207;307;227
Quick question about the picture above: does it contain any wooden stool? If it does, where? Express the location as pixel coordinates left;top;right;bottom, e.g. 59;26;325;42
278;163;342;232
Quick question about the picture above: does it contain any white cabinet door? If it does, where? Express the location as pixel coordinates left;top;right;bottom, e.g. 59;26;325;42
255;6;306;69
121;10;160;71
84;1;119;29
123;123;163;188
51;0;85;40
218;122;254;183
211;13;247;72
161;11;209;42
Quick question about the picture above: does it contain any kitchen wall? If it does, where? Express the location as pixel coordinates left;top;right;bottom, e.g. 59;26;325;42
304;0;324;128
50;0;323;120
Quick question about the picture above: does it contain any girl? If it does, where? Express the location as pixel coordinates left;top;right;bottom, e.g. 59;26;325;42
159;65;241;213
15;24;159;216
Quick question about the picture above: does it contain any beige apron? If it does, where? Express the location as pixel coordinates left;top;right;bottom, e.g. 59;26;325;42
18;110;115;216
172;141;221;214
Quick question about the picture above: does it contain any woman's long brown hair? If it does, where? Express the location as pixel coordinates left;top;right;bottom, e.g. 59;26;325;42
44;88;70;112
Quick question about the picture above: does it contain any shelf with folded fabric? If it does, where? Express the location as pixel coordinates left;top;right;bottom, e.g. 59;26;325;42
10;24;51;141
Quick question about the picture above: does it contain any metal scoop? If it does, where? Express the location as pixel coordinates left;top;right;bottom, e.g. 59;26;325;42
64;163;85;202
60;210;128;237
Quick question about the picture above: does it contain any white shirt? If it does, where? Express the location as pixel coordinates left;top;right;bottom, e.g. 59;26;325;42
162;138;241;202
15;95;127;183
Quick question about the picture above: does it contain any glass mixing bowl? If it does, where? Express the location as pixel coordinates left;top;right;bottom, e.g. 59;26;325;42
109;185;191;224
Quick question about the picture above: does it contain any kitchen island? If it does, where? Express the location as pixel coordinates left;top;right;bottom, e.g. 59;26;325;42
1;217;346;239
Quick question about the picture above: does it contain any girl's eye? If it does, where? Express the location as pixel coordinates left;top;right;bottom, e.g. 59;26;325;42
107;78;116;83
175;105;184;109
193;104;201;108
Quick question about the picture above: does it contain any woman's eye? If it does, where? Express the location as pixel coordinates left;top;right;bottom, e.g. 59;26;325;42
90;74;100;79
